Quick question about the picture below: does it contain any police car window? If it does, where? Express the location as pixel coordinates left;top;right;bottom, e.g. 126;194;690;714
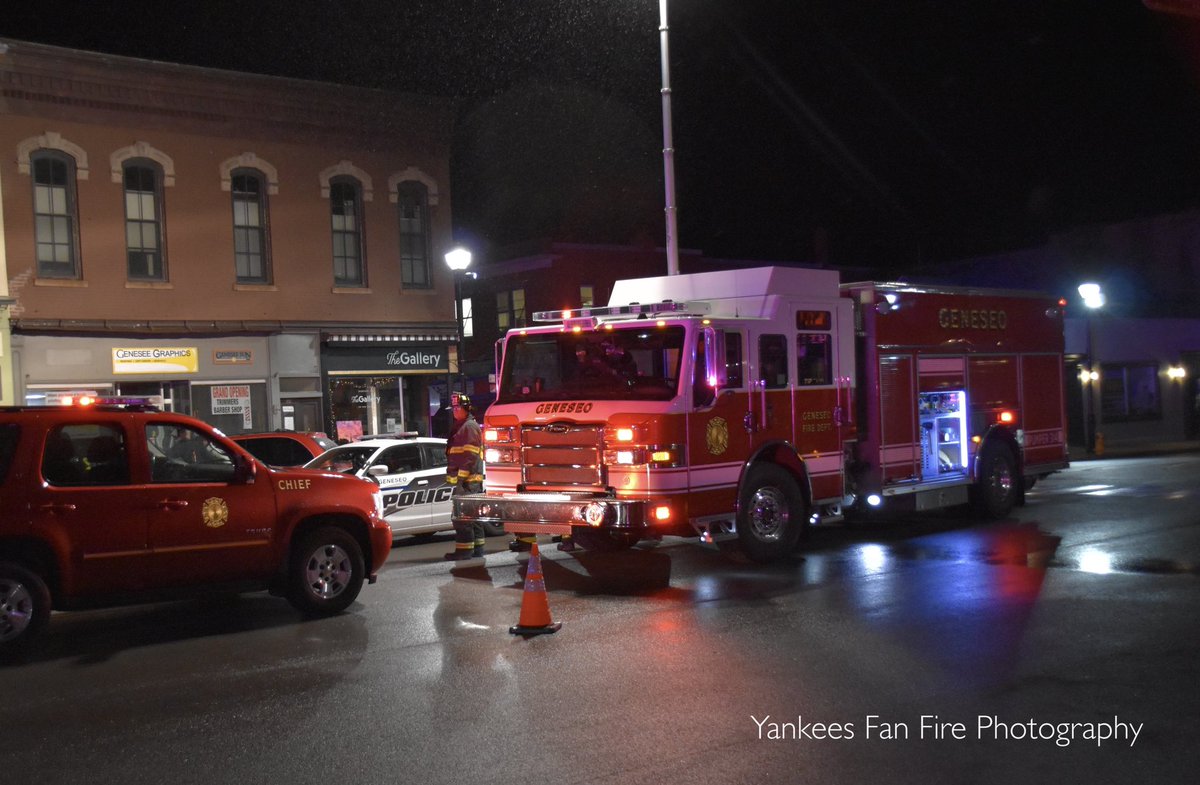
377;445;421;473
147;423;236;483
43;423;130;486
422;444;446;469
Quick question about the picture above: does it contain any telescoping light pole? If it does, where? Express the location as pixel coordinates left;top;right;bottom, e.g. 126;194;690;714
659;0;680;275
445;247;472;396
1078;282;1105;454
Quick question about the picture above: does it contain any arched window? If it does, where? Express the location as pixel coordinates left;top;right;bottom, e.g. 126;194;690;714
231;168;270;283
397;181;431;288
330;177;365;287
123;159;165;280
31;150;81;278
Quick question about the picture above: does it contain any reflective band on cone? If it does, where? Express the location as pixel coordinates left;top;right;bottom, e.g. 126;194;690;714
509;543;562;636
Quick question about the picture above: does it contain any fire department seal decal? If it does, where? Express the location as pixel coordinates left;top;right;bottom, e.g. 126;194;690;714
202;497;229;529
706;417;729;456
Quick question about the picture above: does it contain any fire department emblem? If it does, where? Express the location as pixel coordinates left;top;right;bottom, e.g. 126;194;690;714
706;417;729;456
202;497;229;528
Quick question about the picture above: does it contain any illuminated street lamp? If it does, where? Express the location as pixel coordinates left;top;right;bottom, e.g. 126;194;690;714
445;247;472;394
1078;282;1104;454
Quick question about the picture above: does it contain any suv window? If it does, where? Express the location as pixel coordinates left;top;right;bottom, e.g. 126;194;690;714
241;436;312;466
0;423;21;483
42;423;130;486
147;423;236;483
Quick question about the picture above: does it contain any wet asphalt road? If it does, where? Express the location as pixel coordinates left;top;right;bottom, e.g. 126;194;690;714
3;454;1198;784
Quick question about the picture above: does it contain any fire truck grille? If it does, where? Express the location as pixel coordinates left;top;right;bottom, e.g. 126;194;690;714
521;423;603;488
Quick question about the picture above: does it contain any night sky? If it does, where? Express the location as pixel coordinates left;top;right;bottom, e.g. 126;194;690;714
7;0;1200;274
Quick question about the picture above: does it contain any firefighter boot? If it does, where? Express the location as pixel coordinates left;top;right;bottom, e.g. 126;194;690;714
508;536;535;552
444;543;478;561
472;539;486;559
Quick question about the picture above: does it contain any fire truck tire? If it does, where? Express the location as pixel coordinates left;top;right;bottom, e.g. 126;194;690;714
972;444;1018;519
737;464;806;563
286;527;365;616
0;561;52;654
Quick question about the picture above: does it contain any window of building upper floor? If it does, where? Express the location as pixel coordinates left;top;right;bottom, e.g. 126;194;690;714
231;168;271;284
461;297;474;338
497;288;527;331
580;285;595;308
124;160;166;281
31;150;82;280
397;181;431;288
330;177;365;287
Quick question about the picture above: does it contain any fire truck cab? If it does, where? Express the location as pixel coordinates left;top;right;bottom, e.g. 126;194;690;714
453;266;1068;563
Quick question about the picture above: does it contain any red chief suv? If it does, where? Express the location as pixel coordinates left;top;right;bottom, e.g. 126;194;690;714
0;403;392;653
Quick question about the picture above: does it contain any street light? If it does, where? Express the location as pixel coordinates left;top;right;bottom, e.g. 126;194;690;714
445;248;472;395
1078;282;1104;454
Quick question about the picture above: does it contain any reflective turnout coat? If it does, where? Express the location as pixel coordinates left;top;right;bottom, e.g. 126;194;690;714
446;415;483;491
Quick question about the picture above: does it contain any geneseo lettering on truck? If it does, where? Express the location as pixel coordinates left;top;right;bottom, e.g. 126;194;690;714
453;267;1067;564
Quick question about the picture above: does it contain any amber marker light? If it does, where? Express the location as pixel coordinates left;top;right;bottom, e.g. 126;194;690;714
653;506;671;521
651;450;672;463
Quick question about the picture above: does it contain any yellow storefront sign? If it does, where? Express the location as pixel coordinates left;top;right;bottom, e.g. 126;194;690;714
112;347;199;375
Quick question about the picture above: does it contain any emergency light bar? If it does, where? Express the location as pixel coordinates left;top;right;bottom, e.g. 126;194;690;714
532;300;711;323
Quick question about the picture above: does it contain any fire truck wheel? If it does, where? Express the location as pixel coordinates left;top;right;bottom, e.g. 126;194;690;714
286;527;365;616
737;464;806;563
972;444;1018;519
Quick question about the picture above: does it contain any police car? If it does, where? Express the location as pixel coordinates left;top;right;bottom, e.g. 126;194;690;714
303;435;500;539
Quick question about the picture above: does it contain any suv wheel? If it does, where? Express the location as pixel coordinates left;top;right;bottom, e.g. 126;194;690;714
0;562;51;653
286;527;365;616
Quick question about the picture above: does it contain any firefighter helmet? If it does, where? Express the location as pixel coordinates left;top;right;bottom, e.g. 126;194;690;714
450;392;472;412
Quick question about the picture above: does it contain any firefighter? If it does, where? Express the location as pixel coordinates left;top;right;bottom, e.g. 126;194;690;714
443;392;487;561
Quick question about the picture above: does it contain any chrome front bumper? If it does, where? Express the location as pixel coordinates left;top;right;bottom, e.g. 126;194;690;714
452;491;649;536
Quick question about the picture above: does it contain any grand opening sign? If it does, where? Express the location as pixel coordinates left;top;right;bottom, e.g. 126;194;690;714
112;347;199;374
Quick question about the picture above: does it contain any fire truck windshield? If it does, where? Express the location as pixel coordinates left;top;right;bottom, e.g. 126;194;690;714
497;326;686;403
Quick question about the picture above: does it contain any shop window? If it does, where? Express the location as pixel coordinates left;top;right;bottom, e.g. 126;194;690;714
1099;363;1162;422
397;181;431;288
124;160;166;281
232;168;270;283
31;150;81;279
330;177;365;287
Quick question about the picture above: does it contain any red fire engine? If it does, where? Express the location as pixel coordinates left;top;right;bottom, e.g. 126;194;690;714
454;266;1068;563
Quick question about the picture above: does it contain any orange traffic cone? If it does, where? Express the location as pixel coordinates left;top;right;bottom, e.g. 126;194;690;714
509;542;562;636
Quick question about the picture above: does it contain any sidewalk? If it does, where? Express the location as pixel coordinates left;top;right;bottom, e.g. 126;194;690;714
1068;440;1200;462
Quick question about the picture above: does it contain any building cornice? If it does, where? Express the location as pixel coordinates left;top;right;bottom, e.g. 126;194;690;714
0;38;454;150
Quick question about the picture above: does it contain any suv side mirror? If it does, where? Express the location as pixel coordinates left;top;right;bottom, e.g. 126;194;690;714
367;464;389;477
